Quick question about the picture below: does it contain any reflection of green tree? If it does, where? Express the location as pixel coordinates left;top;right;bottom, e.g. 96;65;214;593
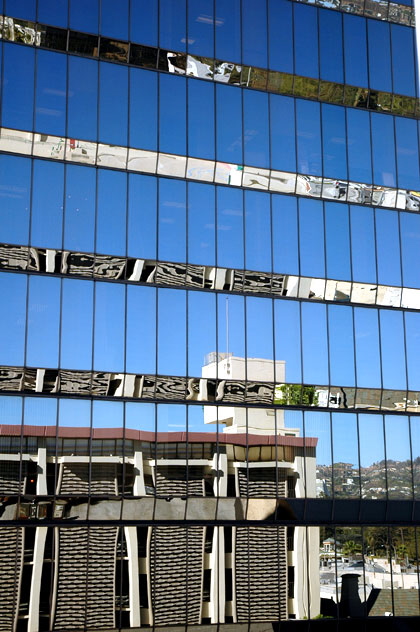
275;384;319;407
342;540;362;560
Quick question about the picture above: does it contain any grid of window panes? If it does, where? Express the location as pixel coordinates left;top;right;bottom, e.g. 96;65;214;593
0;0;420;630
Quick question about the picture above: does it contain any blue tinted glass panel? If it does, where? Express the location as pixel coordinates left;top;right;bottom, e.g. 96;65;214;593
242;0;267;67
268;0;293;73
245;191;271;271
215;0;241;63
70;0;99;33
68;56;98;141
405;312;420;390
100;0;128;39
354;308;381;388
158;179;186;263
126;285;156;374
5;0;35;20
395;118;420;191
27;276;60;368
375;209;401;287
0;155;31;245
400;213;420;289
216;84;242;164
301;302;328;384
243;90;269;168
272;195;298;275
380;310;406;390
37;0;68;27
94;282;125;372
299;199;325;278
31;161;64;249
319;10;343;83
325;202;351;281
322;104;347;180
130;0;158;46
61;279;93;370
294;4;318;79
0;273;26;366
188;292;216;376
188;182;215;266
343;15;368;88
350;206;376;283
188;80;215;160
346;109;372;184
216;187;244;269
274;300;301;383
246;296;273;361
188;0;214;57
371;113;396;187
157;289;186;375
391;25;415;96
159;74;186;155
270;95;296;172
296;100;322;176
127;174;157;260
64;164;96;253
328;305;355;386
129;68;157;151
368;21;392;93
159;0;186;52
97;170;127;256
35;50;66;136
2;44;34;130
99;63;128;146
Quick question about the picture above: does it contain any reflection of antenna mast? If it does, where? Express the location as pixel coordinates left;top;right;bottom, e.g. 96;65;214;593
226;297;230;373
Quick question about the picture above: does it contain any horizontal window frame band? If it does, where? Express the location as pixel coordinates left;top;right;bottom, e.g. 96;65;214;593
2;243;420;311
1;18;418;116
291;0;415;24
1;128;420;214
1;365;419;415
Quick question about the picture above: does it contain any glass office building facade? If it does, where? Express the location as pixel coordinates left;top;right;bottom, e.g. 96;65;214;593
0;0;420;629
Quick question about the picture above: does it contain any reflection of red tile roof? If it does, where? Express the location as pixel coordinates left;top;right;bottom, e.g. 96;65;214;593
0;425;317;447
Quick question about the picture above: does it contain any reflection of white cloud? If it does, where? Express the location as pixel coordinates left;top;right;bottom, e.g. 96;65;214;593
167;423;186;428
160;217;175;224
162;201;185;208
222;209;242;216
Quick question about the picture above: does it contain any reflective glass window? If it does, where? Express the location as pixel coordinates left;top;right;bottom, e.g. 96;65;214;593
126;285;156;374
215;0;241;63
100;0;128;40
2;44;35;131
97;170;127;256
350;206;376;283
68;57;98;142
157;288;186;376
371;113;396;187
31;161;64;249
38;0;68;27
187;0;214;57
269;95;296;173
216;84;243;164
70;0;99;33
305;412;331;497
126;401;155;432
294;4;319;79
158;178;186;263
35;50;66;136
246;296;273;373
59;398;90;429
375;209;401;287
242;0;267;68
159;74;186;156
5;0;36;20
245;191;271;272
99;62;128;146
385;415;412;499
0;273;26;366
391;25;416;97
368;21;392;93
24;397;57;427
301;302;328;385
359;414;386;498
127;173;157;260
27;275;60;368
322;105;347;180
129;68;158;151
343;15;368;88
216;187;244;269
267;0;293;73
188;80;215;160
325;202;351;281
218;293;245;362
296;101;322;176
400;213;420;289
332;413;359;497
130;0;158;46
274;290;303;385
346;109;372;184
94;282;125;372
159;0;187;52
61;279;93;370
380;310;406;390
243;90;269;168
92;399;123;429
64;164;96;253
188;182;215;266
319;10;343;84
328;305;355;386
272;194;298;275
299;199;325;279
354;308;381;388
405;312;420;390
188;291;216;376
0;155;31;245
395;117;420;191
